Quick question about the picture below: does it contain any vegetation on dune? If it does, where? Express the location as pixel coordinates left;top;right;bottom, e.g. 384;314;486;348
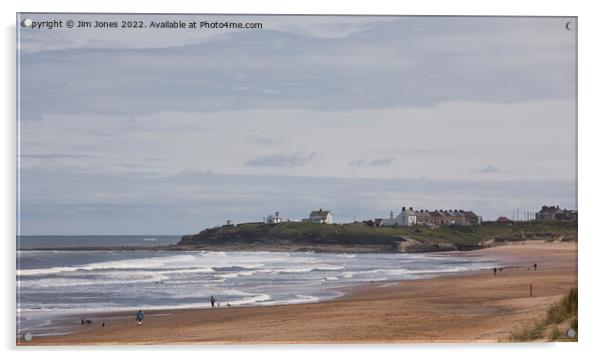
508;288;578;342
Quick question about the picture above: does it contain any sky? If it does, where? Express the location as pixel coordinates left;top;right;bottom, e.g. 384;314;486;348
17;14;577;234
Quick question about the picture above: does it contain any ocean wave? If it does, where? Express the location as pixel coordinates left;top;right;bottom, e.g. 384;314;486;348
18;254;205;276
265;294;320;306
228;293;271;306
23;273;171;288
18;266;80;276
218;270;258;279
213;264;265;271
273;265;345;273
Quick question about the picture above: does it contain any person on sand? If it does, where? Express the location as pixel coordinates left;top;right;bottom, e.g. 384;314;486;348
136;309;144;324
493;267;497;276
211;296;216;308
534;263;537;271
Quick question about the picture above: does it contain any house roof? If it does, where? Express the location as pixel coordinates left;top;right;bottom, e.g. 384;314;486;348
539;205;561;214
310;210;331;218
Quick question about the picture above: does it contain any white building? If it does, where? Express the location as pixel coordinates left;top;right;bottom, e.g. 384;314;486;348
383;210;396;226
384;207;417;226
400;207;417;226
265;211;282;224
307;209;333;224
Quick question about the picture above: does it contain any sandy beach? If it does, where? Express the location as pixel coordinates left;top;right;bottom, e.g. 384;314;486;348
20;241;577;345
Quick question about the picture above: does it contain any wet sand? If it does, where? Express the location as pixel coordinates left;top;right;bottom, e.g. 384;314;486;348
19;241;577;345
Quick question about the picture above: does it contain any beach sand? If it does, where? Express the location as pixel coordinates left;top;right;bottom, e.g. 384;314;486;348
20;241;577;345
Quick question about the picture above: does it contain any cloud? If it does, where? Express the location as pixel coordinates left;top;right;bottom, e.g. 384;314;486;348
19;153;96;160
16;15;577;234
472;165;501;173
19;17;576;120
246;135;283;146
244;152;317;167
18;100;576;181
18;14;396;54
348;157;396;167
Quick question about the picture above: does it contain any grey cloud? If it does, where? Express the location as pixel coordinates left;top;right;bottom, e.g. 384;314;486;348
246;135;283;146
16;15;577;235
19;153;96;160
19;17;575;120
244;152;317;167
472;165;501;173
348;157;396;167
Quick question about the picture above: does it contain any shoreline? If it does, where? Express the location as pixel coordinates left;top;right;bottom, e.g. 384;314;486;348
18;241;577;345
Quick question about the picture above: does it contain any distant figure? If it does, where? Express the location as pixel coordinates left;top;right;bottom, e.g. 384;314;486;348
136;309;144;324
102;323;105;327
534;263;538;271
85;320;92;324
81;319;84;325
493;267;497;276
210;296;216;308
227;303;231;307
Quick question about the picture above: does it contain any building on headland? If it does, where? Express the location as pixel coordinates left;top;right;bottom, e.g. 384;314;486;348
415;210;431;225
383;210;396;226
464;211;481;225
497;216;512;224
536;205;577;222
383;207;416;226
305;209;333;224
401;207;417;226
265;211;282;224
385;207;481;227
445;210;466;225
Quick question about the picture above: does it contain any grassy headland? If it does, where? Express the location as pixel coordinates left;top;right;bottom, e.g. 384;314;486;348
178;221;577;253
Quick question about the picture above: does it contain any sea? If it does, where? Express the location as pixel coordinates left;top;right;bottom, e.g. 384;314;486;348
16;235;498;337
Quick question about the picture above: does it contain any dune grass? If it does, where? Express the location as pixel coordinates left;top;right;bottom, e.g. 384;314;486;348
508;288;578;342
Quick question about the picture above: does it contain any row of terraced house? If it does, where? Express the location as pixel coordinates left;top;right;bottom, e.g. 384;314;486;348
382;207;482;227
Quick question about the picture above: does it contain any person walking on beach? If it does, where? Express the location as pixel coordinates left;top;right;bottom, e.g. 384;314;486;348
211;296;216;308
534;263;537;271
493;267;497;276
136;309;144;325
